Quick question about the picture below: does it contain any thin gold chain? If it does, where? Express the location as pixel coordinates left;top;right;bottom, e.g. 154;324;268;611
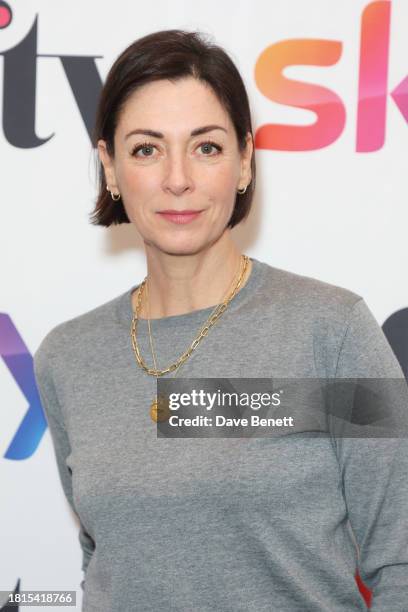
145;279;184;378
145;254;246;376
130;254;249;376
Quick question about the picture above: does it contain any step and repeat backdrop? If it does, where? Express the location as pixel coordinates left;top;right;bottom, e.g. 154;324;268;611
1;0;407;609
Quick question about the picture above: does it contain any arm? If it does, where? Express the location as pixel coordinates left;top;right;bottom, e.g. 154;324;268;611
33;339;95;590
333;298;408;610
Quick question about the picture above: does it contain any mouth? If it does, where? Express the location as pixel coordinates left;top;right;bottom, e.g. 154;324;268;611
156;209;204;225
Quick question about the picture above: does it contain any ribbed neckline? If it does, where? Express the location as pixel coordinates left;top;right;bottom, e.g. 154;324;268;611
116;256;264;330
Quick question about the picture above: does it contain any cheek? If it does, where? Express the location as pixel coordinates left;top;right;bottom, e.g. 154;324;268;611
118;165;153;194
118;167;159;218
209;168;239;209
203;165;238;200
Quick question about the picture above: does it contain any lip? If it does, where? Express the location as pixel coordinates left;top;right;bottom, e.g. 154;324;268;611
157;210;204;225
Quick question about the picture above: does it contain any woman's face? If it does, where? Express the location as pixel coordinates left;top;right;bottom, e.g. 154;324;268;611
98;77;253;256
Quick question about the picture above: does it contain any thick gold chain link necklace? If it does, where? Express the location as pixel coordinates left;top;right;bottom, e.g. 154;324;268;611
130;254;250;422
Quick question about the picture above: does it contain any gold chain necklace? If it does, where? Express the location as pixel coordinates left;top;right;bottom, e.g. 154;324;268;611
145;280;185;422
130;254;250;422
144;256;248;422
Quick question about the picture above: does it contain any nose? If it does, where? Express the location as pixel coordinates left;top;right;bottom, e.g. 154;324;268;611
162;148;194;196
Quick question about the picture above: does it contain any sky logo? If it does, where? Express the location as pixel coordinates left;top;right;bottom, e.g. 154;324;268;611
255;0;407;151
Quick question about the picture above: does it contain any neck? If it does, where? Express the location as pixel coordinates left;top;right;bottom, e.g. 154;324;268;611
133;231;252;320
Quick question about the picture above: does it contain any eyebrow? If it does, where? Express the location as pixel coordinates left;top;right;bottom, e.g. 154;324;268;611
124;124;228;140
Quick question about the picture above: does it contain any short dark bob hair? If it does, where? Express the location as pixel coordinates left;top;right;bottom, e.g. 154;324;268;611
89;29;256;229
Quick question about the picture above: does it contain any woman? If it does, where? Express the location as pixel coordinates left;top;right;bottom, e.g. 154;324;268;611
34;29;408;611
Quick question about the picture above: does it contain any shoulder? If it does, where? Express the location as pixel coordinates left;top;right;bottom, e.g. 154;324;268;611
253;259;394;377
255;258;363;324
33;289;127;372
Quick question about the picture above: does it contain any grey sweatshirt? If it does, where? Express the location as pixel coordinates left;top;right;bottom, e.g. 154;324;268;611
33;257;408;611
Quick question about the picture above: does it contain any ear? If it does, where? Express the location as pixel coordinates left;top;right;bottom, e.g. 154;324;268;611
238;132;253;191
97;140;119;191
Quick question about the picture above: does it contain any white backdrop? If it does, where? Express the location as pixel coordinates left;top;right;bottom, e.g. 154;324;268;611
1;0;407;609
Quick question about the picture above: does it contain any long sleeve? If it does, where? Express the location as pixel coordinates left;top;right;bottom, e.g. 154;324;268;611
333;298;408;610
33;338;96;590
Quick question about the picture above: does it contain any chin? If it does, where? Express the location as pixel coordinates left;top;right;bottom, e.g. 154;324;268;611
148;233;219;257
155;242;210;257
